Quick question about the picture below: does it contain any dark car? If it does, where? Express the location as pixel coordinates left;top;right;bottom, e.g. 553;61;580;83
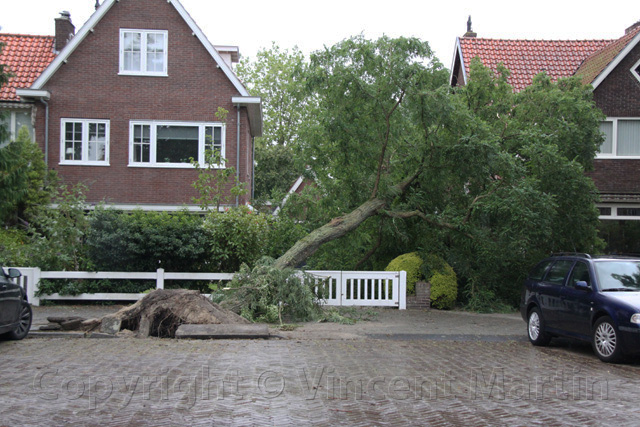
0;265;32;340
521;254;640;362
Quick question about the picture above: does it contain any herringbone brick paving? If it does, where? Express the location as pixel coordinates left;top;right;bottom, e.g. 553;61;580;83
1;336;639;426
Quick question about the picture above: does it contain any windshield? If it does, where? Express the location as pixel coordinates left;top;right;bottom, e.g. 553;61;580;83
594;261;640;291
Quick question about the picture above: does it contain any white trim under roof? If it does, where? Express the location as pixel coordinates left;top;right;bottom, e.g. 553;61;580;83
26;0;250;98
14;89;51;100
449;37;467;87
591;30;640;90
233;96;263;137
631;57;640;84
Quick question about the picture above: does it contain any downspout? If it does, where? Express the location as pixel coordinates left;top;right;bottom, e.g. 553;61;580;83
236;106;240;207
42;99;50;168
251;136;255;200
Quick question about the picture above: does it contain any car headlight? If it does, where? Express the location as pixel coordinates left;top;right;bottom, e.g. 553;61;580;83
631;314;640;324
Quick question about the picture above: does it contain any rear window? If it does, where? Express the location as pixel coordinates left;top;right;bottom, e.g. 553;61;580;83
529;261;553;280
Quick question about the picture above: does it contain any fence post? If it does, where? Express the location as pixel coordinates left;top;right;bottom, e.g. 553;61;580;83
157;268;165;290
398;270;407;310
26;268;41;307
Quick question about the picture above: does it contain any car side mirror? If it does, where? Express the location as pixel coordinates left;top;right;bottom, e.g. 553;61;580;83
575;281;590;291
7;268;22;279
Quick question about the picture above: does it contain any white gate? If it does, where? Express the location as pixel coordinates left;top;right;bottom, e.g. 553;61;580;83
308;270;406;309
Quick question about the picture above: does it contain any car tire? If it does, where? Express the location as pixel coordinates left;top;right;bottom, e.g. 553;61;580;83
527;307;551;346
7;302;32;340
592;316;624;363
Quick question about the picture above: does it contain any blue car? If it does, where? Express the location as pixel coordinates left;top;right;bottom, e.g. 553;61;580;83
520;254;640;363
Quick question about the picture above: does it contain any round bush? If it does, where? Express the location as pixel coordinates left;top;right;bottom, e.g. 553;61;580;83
385;252;423;294
427;260;458;310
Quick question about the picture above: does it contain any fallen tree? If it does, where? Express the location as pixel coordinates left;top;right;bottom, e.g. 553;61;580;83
270;36;603;308
97;289;250;338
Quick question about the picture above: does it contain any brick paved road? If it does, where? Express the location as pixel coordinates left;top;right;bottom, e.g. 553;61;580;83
1;335;640;426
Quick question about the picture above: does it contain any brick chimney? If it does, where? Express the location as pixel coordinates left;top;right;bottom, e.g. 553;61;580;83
55;11;75;52
626;20;640;35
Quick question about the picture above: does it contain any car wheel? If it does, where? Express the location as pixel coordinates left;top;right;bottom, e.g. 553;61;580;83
7;302;32;340
592;316;624;363
528;307;551;346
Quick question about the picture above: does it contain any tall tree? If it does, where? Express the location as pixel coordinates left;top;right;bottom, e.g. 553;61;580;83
274;34;603;300
235;44;312;199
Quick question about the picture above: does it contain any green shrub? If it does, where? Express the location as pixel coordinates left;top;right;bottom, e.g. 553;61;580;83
87;207;210;272
385;252;423;294
423;254;458;310
0;227;31;266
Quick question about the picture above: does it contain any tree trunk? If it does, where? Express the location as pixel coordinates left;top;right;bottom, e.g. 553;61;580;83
274;197;387;269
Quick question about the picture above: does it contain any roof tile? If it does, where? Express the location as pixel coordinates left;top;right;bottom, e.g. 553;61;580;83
0;34;56;102
459;37;611;91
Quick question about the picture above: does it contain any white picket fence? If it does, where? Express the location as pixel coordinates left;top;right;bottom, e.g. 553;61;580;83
10;268;407;309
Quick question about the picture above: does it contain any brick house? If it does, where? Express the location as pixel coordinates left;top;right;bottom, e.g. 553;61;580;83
450;19;640;224
4;0;262;211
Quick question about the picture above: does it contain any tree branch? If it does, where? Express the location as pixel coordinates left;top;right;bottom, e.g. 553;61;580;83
354;218;384;269
371;91;405;199
380;209;474;239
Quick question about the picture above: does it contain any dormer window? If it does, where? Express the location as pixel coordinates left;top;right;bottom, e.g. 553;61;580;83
119;29;168;76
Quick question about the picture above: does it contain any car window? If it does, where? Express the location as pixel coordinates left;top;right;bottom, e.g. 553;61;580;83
545;260;575;285
529;260;553;280
594;261;640;291
568;262;591;287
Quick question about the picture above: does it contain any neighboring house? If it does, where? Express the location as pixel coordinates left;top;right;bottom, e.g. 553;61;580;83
0;34;55;143
3;0;261;211
450;19;640;222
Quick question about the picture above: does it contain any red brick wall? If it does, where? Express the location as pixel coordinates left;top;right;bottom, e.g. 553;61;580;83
590;43;640;195
34;0;253;207
588;159;640;194
593;43;640;117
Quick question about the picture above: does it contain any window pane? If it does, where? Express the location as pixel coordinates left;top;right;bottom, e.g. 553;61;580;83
123;32;142;71
545;260;574;285
598;207;612;216
88;123;106;161
568;262;591;287
617;120;640;156
133;124;151;163
146;52;164;72
529;261;552;281
64;122;83;161
599;121;613;154
145;33;165;72
156;125;198;163
147;33;164;52
618;208;640;217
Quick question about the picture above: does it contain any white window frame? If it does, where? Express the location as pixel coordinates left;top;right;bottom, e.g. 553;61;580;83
59;119;110;166
128;120;226;168
598;204;640;220
119;29;168;77
631;57;640;84
596;117;640;159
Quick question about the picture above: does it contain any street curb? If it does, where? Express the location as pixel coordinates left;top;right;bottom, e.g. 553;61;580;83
27;331;117;339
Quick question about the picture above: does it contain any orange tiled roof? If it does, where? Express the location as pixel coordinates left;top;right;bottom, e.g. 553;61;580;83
459;37;612;91
575;26;640;85
0;34;56;102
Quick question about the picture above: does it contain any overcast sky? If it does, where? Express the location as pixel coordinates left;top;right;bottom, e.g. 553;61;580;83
1;0;638;69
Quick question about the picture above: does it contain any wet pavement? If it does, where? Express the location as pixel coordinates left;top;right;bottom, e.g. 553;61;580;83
2;306;640;426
